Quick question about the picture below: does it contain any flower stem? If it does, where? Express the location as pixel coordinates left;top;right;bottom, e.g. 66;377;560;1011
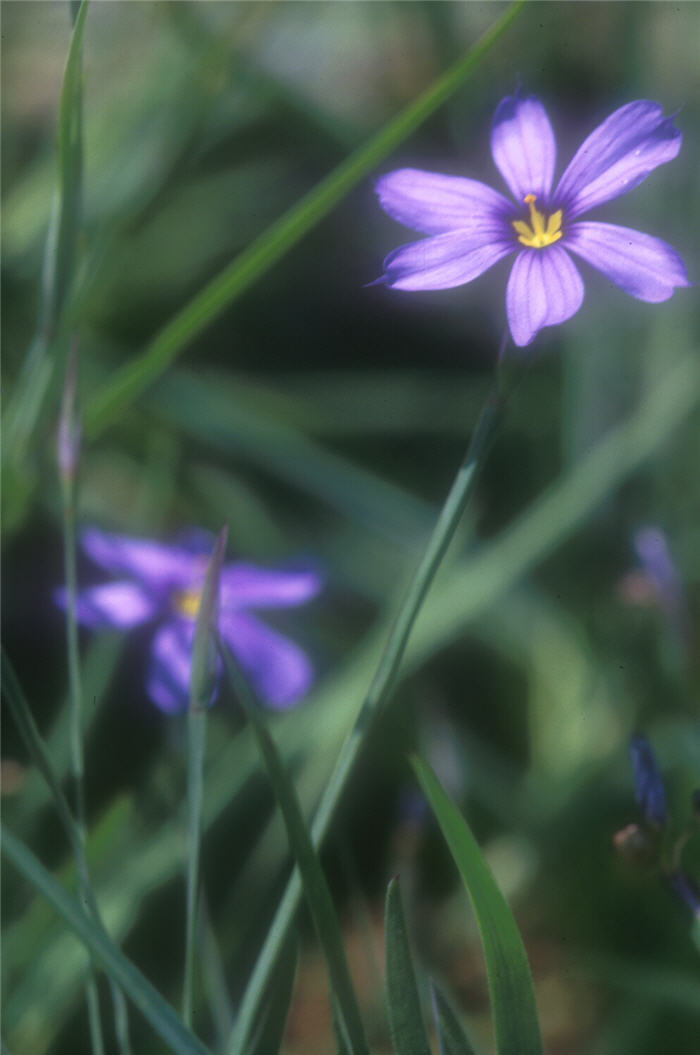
61;454;106;1055
226;336;516;1054
60;353;132;1055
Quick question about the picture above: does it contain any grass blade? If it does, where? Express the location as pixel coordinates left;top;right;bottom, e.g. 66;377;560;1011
1;826;213;1055
385;877;431;1055
4;0;89;465
84;0;527;437
410;757;542;1055
183;527;228;1027
431;981;478;1055
248;937;299;1055
219;643;370;1055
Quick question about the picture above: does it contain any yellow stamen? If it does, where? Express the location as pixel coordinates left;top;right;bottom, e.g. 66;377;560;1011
512;193;563;249
175;587;202;619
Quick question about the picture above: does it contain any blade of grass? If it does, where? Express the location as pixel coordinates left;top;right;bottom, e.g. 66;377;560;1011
2;650;132;1053
410;756;542;1055
1;827;213;1055
219;642;370;1055
226;357;508;1055
198;893;235;1047
385;877;431;1055
84;0;527;437
59;343;126;1054
4;0;88;466
248;937;299;1055
183;527;228;1028
431;981;478;1055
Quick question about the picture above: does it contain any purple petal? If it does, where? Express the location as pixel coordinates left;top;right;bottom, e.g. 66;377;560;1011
565;222;690;302
491;93;557;204
375;168;512;234
555;101;682;219
220;563;323;610
56;581;158;629
220;611;314;709
147;619;196;713
380;227;513;291
506;245;585;347
81;527;204;592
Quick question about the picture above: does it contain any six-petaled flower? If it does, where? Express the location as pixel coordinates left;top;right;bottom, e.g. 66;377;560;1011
374;92;690;346
59;527;322;713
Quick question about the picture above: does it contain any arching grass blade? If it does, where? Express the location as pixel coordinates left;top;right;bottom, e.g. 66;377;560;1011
410;756;542;1055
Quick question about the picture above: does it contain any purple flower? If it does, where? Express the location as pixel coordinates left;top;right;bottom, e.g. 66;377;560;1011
374;93;690;346
61;527;322;713
633;526;683;617
629;733;667;828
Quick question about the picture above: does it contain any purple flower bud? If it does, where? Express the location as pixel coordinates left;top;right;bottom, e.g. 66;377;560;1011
629;734;667;828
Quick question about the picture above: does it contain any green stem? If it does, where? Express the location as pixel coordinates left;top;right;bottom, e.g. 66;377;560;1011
62;473;105;1055
183;709;207;1028
227;346;512;1053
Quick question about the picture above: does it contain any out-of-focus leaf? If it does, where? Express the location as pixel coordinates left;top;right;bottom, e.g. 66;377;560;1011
248;938;299;1055
385;877;430;1055
1;827;213;1055
411;757;542;1055
431;981;477;1055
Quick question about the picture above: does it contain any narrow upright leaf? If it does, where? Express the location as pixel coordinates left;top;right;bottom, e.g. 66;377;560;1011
385;877;431;1055
248;937;299;1055
184;526;228;1026
431;981;477;1055
411;756;542;1055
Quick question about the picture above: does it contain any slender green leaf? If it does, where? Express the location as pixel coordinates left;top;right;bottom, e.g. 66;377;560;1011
184;526;228;1025
198;894;235;1046
385;877;431;1055
219;644;370;1055
431;981;477;1055
410;757;543;1055
248;937;299;1055
4;0;89;464
84;0;527;437
1;827;213;1055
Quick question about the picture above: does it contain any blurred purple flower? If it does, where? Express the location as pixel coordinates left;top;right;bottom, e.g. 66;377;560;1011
374;92;690;346
633;526;684;616
629;733;667;828
59;527;322;713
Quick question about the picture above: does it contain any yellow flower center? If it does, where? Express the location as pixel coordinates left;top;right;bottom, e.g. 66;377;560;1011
175;587;202;619
512;193;563;249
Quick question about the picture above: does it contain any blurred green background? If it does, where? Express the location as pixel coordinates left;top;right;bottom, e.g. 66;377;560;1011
2;3;699;1053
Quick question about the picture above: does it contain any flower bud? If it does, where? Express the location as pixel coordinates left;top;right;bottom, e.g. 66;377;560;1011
629;733;667;828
